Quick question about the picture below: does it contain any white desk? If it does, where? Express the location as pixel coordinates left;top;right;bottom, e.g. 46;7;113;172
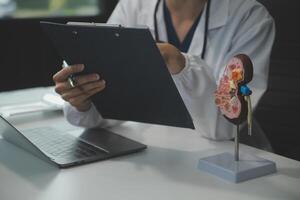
0;87;300;200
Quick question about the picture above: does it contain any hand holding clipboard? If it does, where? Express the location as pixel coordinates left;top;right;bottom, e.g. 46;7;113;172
54;61;105;112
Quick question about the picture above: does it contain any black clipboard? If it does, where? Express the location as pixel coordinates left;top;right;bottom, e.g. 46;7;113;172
40;21;194;129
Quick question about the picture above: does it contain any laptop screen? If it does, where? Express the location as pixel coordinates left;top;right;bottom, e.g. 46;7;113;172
0;116;53;164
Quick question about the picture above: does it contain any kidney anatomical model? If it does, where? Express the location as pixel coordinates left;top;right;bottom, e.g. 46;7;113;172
214;54;253;125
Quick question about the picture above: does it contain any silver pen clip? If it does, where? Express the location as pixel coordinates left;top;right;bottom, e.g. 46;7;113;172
62;60;76;88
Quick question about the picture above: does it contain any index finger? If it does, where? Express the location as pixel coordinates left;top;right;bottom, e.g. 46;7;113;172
53;64;84;83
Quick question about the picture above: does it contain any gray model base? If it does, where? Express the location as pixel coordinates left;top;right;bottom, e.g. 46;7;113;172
198;152;276;183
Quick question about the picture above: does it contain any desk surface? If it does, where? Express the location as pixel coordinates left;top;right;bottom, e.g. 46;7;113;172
0;87;300;200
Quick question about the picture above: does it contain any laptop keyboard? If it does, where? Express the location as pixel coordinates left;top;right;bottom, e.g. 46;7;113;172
23;127;108;160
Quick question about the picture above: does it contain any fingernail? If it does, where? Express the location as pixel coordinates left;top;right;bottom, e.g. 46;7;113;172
79;64;84;70
95;74;100;80
102;80;106;84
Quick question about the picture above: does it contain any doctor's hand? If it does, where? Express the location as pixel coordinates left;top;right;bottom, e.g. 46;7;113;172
53;64;106;112
157;43;186;74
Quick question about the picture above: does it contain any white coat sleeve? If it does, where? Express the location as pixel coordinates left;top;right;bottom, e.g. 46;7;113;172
172;6;275;140
63;102;124;128
228;6;275;108
63;1;131;128
172;54;232;140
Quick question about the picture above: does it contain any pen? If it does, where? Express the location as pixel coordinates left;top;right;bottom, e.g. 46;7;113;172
62;60;76;88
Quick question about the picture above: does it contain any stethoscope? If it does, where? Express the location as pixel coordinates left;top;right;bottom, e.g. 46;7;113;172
153;0;211;59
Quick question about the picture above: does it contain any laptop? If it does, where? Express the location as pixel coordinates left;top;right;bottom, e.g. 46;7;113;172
0;115;147;168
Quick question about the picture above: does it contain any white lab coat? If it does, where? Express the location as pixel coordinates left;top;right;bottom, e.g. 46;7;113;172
64;0;275;140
